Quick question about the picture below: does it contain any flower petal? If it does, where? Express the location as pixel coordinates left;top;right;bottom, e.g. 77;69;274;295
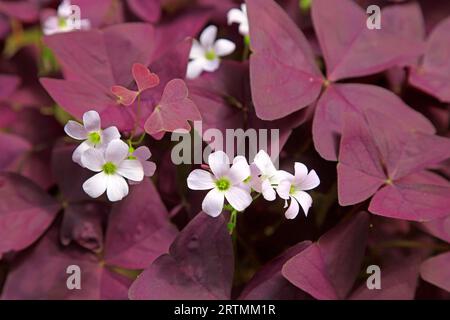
277;179;292;199
229;156;250;184
203;58;221;72
83;172;107;198
285;197;300;219
72;141;90;166
254;150;277;176
81;147;104;172
186;58;206;79
133;146;151;161
187;169;215;190
227;8;246;25
117;159;144;182
214;39;236;57
102;126;120;145
142;161;156;177
83;110;101;132
106;174;129;202
202;189;224;217
298;170;320;191
292;191;313;217
293;162;308;183
64;121;87;140
200;25;217;48
208;150;230;178
189;39;205;59
261;179;276;201
105;139;129;164
225;186;252;211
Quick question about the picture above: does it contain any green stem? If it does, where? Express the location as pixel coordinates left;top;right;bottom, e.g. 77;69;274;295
242;36;250;61
227;209;238;235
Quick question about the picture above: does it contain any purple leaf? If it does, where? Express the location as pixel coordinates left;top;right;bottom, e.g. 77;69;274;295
144;79;201;139
409;17;450;103
0;132;31;171
41;23;155;131
420;252;450;293
338;111;450;221
127;0;160;23
282;212;369;300
51;141;93;203
72;0;124;28
313;83;435;161
369;173;450;222
0;173;60;260
104;179;178;269
60;202;108;252
1;227;131;299
311;0;423;81
422;215;450;244
129;213;234;300
239;241;312;300
0;1;38;22
246;0;323;120
350;256;421;300
0;74;20;100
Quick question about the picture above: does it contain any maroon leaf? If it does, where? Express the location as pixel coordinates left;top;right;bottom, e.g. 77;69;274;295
129;213;234;300
104;179;178;269
0;74;20;100
313;83;435;161
246;0;324;120
420;252;450;293
369;173;450;222
51;141;93;203
127;0;160;23
0;132;31;171
350;256;421;300
0;173;60;259
239;241;312;300
409;17;450;103
311;0;423;81
2;227;131;299
144;79;201;139
60;202;108;252
282;212;369;300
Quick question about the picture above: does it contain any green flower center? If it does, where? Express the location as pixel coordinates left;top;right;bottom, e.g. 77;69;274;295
127;146;137;159
88;132;101;145
243;176;251;184
289;185;296;195
205;50;216;61
58;17;68;28
215;178;231;191
102;162;117;175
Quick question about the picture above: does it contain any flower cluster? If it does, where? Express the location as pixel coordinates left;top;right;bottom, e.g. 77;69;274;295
186;4;249;79
42;0;90;36
64;110;156;201
187;150;320;221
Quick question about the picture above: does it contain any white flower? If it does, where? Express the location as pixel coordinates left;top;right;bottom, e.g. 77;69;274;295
186;25;236;79
43;0;90;36
128;146;156;185
64;110;120;167
227;4;249;36
252;150;291;201
81;140;144;202
277;163;320;219
187;151;252;217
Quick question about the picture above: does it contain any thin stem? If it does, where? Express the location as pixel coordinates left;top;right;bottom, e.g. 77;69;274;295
241;36;250;61
227;209;238;235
